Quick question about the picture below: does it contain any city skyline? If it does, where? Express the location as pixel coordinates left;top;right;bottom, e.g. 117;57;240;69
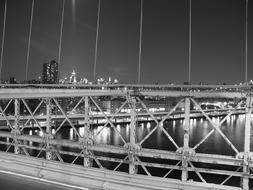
6;58;120;84
0;0;252;84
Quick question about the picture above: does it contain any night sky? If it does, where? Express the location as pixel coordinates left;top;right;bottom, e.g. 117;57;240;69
0;0;252;84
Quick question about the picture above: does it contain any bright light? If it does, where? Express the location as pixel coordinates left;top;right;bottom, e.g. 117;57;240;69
79;127;84;137
71;0;76;19
116;124;120;131
39;130;43;137
70;128;73;140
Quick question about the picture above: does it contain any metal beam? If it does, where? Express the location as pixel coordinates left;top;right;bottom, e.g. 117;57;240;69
14;99;20;154
0;152;242;190
242;95;252;189
0;131;246;166
129;96;137;174
83;96;92;167
181;98;190;181
0;89;128;99
0;87;253;189
0;87;250;99
45;98;53;160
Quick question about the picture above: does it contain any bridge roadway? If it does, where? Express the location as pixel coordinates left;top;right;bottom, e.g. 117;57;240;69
0;85;252;190
0;169;90;190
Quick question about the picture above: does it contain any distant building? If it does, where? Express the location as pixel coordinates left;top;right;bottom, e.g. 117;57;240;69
9;77;17;84
27;79;41;84
69;69;77;84
42;60;59;84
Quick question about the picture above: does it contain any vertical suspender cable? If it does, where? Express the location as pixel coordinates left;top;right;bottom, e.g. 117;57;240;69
0;0;7;83
188;0;192;84
93;0;101;82
58;0;65;78
25;0;35;82
245;0;248;82
138;0;143;84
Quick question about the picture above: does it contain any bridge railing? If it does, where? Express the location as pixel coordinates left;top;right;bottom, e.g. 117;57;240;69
0;87;252;189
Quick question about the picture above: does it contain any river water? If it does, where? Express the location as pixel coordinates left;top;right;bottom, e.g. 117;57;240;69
2;114;253;188
60;114;251;187
50;114;251;187
60;114;248;155
91;114;248;154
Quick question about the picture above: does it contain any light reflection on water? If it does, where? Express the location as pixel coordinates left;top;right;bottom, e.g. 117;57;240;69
23;114;250;156
116;124;120;131
14;114;252;188
70;128;73;140
79;127;84;137
88;115;248;155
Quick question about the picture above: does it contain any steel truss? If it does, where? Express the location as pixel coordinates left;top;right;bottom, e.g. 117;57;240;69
0;87;252;189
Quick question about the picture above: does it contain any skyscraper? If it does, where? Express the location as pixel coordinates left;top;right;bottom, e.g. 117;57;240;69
42;60;59;84
69;69;77;84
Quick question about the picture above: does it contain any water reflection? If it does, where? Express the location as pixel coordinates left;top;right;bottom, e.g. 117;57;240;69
21;114;248;156
38;130;43;137
147;122;151;129
116;124;120;132
70;128;73;140
100;128;109;144
81;114;247;155
79;127;84;137
52;129;55;135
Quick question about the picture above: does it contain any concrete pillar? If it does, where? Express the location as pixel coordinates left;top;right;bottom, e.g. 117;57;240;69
242;95;251;190
182;98;190;181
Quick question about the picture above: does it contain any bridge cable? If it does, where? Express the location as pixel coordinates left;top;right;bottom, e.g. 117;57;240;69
25;0;35;82
0;0;7;83
58;0;65;79
245;0;248;82
93;0;101;82
188;0;192;84
138;0;143;84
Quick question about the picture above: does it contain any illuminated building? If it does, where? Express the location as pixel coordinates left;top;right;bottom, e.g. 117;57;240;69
42;60;59;84
69;69;77;84
9;77;17;84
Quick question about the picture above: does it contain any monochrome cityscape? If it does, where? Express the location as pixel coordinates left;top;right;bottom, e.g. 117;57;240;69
0;0;253;190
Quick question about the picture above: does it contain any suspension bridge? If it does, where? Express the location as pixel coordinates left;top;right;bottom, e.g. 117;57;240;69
0;0;252;190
